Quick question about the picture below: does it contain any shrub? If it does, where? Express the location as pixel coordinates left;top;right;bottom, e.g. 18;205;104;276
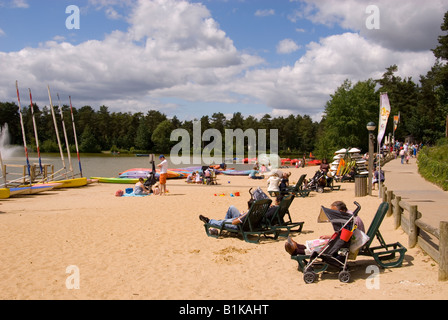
418;138;448;191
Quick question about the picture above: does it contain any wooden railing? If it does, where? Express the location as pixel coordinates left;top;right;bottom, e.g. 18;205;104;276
1;163;55;186
380;185;448;281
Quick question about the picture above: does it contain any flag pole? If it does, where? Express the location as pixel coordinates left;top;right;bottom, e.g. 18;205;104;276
69;96;83;177
57;93;74;179
29;88;43;174
15;81;32;185
47;85;68;178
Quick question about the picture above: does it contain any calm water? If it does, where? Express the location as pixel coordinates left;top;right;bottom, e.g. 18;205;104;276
1;153;254;179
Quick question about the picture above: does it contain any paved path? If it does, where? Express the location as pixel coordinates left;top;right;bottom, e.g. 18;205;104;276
381;156;448;228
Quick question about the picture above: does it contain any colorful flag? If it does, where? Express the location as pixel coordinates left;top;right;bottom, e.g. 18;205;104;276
378;93;391;145
393;112;400;133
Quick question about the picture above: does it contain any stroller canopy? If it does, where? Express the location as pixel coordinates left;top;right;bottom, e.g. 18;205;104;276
321;206;354;232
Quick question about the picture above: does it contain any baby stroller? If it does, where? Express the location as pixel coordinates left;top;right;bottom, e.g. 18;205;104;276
305;170;329;193
302;201;361;284
144;156;158;190
249;187;269;201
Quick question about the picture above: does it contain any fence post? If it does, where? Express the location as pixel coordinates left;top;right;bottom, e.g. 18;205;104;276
393;195;402;229
408;205;418;248
386;191;393;217
380;184;386;200
440;221;448;281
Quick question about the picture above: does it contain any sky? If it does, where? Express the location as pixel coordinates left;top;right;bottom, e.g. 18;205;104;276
0;0;447;122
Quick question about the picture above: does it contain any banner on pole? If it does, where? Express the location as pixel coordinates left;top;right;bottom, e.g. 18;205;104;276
393;115;399;132
378;93;391;145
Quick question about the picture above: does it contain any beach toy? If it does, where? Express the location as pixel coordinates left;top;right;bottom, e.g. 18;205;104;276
115;190;124;197
235;192;240;197
230;194;234;197
340;228;354;242
125;188;133;194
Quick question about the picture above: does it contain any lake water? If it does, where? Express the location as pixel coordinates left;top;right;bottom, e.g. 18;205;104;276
1;153;255;179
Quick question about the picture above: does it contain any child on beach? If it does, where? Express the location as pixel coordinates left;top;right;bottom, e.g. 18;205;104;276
195;171;203;184
267;173;281;195
248;166;264;179
279;172;291;193
157;155;168;195
134;177;150;195
186;172;196;184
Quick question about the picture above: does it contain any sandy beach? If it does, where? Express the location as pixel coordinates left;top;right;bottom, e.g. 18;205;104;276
0;164;447;301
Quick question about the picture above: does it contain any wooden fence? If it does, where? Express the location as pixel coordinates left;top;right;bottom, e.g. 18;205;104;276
379;184;448;281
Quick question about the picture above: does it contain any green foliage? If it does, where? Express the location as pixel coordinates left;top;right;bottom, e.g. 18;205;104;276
151;120;175;153
319;79;378;154
1;11;447;157
40;139;60;153
417;138;448;191
79;125;101;153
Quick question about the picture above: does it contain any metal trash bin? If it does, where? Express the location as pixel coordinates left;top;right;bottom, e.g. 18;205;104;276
355;175;367;197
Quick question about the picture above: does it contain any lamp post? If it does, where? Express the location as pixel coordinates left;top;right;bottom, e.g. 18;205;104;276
367;122;376;196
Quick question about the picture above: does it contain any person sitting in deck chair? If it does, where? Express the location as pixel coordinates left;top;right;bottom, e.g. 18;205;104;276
199;195;283;230
284;201;365;256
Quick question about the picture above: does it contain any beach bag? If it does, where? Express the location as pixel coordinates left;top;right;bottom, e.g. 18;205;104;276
349;229;370;253
252;187;269;201
115;190;124;197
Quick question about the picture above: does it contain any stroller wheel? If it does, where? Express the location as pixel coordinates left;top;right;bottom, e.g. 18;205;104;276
338;271;351;283
317;187;324;193
303;271;316;284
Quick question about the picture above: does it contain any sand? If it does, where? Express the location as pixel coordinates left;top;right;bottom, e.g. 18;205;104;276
0;165;447;300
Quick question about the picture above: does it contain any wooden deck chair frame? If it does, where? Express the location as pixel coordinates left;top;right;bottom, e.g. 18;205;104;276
267;194;304;237
357;202;407;268
283;174;311;198
291;202;407;273
204;199;280;244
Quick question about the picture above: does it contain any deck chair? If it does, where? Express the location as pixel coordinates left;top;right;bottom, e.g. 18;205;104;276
203;199;280;244
357;202;407;268
284;174;311;198
291;202;407;272
328;178;341;191
266;194;304;237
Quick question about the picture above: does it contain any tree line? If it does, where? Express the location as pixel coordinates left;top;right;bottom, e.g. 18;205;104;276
1;12;448;159
0;102;318;156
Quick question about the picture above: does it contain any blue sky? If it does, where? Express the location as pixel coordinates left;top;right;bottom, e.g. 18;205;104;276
0;0;446;121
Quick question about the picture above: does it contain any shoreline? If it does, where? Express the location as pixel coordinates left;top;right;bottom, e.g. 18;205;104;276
0;165;446;300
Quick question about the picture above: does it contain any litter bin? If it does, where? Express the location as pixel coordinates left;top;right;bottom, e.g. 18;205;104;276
355;175;367;197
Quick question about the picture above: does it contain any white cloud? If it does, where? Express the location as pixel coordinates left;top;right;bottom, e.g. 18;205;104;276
11;0;28;8
276;39;300;54
297;0;448;52
0;0;263;114
230;33;435;114
255;9;275;17
0;0;443;121
0;28;5;37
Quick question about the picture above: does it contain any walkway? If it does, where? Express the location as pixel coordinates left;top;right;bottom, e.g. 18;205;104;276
382;156;448;228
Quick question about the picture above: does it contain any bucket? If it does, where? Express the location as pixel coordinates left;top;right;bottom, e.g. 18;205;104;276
235;192;240;197
340;228;353;242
